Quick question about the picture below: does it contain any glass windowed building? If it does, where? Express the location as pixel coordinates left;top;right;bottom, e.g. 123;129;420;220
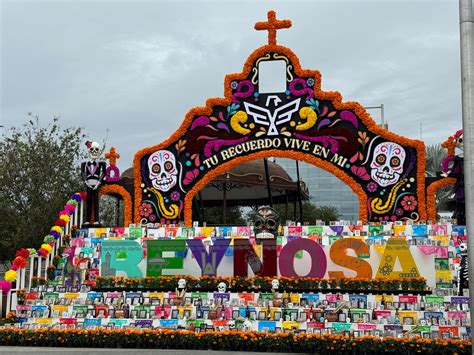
275;158;359;222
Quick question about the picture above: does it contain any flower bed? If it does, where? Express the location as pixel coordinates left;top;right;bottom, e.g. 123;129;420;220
0;329;469;354
94;275;428;293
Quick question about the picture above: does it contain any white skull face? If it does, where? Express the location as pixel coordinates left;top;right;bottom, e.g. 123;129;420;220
148;150;178;192
89;142;101;160
271;279;279;289
217;282;227;293
370;142;406;187
420;319;427;326
458;238;468;253
178;278;186;289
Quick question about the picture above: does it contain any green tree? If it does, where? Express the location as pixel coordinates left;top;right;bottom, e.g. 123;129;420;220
272;201;340;224
0;116;85;261
195;205;245;225
245;201;340;225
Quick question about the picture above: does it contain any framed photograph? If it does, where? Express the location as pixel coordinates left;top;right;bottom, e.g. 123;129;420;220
183;309;191;319
403;317;414;325
299;312;307;322
273;311;281;321
249;310;257;320
353;331;361;337
196;309;203;319
338;313;346;322
171;309;179;319
130;310;137;318
232;310;240;319
299;298;307;307
139;310;148;318
258;311;266;321
290;312;297;322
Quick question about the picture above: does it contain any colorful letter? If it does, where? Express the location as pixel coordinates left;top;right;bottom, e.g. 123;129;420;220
279;238;326;278
233;239;277;277
328;238;372;279
146;240;186;276
186;239;231;276
375;237;420;278
101;240;143;277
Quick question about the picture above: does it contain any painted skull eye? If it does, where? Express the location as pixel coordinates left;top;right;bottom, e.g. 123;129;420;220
164;161;174;171
151;164;160;174
390;156;401;167
376;154;386;164
266;219;276;228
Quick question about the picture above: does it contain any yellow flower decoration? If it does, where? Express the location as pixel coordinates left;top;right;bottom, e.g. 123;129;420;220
296;107;317;131
230;111;251;135
4;270;17;282
41;244;53;253
59;214;70;223
51;226;63;234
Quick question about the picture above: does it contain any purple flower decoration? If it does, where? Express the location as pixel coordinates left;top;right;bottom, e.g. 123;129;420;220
230;81;238;90
367;181;378;193
306;78;315;87
148;214;157;222
170;191;181;202
395;208;404;216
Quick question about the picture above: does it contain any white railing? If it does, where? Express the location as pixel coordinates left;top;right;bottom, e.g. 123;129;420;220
2;196;85;316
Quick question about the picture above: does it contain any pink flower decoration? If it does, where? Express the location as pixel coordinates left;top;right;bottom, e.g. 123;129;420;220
401;195;417;211
148;214;157;222
351;166;370;181
0;281;12;293
367;182;378;193
139;202;153;217
170;191;181;202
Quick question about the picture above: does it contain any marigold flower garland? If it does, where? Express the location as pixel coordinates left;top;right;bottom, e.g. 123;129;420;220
0;328;470;354
133;44;427;225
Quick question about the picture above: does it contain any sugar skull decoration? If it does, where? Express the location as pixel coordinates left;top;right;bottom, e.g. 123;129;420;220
217;281;228;293
370;142;406;187
253;206;280;239
148;150;178;192
271;279;279;290
177;278;187;290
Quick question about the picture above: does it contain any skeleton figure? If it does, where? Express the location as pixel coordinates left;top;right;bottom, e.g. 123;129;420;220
370;142;406;187
148;150;178;192
174;278;187;305
253;206;280;239
81;141;107;226
217;281;227;293
457;237;469;296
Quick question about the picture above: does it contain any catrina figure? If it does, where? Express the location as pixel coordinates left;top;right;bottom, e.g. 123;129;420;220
81;141;107;227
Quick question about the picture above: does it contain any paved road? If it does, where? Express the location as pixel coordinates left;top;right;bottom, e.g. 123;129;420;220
0;348;304;354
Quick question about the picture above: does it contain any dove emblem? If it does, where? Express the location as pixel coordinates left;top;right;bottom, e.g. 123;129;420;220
244;98;301;136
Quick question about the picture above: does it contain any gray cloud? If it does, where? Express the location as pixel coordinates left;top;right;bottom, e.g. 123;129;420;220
1;0;462;170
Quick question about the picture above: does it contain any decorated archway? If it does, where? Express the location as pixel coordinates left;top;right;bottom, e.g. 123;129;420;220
134;11;427;225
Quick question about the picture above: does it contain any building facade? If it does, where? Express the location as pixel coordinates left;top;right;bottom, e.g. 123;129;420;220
275;158;359;222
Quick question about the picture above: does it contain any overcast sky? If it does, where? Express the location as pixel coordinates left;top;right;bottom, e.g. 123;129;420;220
1;0;463;170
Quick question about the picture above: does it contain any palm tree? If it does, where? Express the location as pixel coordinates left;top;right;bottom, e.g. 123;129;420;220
425;144;453;212
425;144;445;177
